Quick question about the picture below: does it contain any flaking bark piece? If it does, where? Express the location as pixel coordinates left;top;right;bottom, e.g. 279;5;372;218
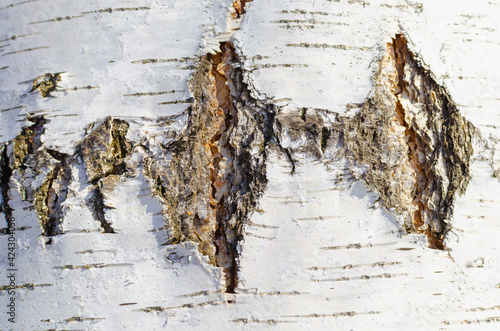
78;117;131;183
31;73;61;98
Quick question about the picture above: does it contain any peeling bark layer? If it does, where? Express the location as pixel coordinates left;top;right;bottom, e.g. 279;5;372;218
232;0;252;18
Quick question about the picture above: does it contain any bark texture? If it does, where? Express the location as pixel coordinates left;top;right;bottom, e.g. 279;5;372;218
1;0;499;330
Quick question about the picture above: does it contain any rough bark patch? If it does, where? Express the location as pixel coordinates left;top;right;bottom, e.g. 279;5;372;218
77;117;131;183
30;73;61;98
344;34;474;248
146;41;274;292
78;117;131;233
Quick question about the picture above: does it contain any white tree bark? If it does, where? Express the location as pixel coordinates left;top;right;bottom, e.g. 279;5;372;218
1;0;500;330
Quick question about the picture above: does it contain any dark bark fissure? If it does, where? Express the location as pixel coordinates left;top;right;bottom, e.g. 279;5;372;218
151;40;275;292
283;148;296;175
391;34;473;248
143;0;293;290
0;145;14;231
89;185;115;234
320;126;331;154
208;42;275;292
392;37;438;247
342;34;474;249
141;0;294;292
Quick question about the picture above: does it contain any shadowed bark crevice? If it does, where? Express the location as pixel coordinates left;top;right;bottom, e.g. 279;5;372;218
0;144;14;230
87;184;115;234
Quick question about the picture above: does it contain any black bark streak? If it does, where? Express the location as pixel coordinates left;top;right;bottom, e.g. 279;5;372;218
89;185;115;234
284;148;296;174
0;145;14;231
320;127;331;154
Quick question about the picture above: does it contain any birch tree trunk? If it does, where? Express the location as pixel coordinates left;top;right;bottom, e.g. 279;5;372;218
1;0;500;330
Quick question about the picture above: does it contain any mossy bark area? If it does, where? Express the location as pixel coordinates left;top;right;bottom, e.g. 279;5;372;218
1;117;73;236
343;35;473;249
11;117;46;170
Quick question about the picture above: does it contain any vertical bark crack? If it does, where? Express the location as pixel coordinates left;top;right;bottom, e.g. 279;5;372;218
143;0;285;292
147;40;274;292
89;184;115;234
344;34;474;249
0;144;14;230
33;157;71;236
